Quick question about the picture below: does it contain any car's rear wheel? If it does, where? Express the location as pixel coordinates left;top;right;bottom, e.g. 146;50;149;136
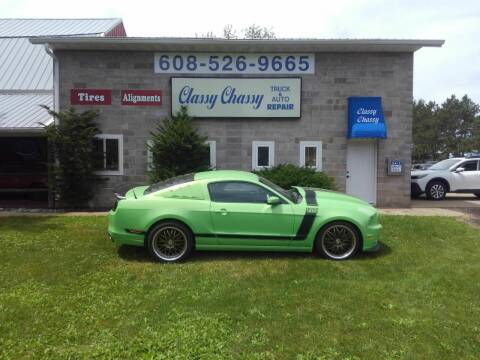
426;180;447;200
146;221;193;263
315;221;361;260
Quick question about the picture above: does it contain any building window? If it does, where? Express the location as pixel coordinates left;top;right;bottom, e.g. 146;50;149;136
94;134;123;175
252;141;274;170
206;140;216;169
300;141;322;170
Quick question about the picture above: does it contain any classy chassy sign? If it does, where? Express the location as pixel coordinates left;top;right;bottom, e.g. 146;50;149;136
155;53;314;74
347;97;387;139
70;89;112;105
121;90;162;106
171;78;301;118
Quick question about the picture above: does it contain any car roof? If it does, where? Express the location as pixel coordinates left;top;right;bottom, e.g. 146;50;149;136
194;170;259;182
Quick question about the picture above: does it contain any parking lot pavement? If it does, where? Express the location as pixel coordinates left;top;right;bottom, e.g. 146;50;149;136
411;193;480;208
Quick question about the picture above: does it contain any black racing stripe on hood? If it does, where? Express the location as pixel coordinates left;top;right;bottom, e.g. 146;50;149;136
304;189;317;206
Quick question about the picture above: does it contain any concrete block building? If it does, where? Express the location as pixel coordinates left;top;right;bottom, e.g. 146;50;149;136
30;37;444;208
0;18;126;207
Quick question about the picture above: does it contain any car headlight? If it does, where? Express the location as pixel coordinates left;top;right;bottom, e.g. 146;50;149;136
411;174;428;180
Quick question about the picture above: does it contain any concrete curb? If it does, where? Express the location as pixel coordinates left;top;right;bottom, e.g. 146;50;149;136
378;208;468;217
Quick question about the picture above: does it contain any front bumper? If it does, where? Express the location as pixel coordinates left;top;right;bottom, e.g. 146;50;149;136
362;222;381;252
364;242;381;253
411;182;423;196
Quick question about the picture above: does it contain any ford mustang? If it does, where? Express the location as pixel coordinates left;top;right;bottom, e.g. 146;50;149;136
108;170;381;262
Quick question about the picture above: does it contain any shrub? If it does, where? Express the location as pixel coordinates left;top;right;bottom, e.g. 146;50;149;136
43;107;101;207
149;106;210;182
255;164;337;190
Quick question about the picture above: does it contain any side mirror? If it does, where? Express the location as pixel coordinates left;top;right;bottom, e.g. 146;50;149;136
267;196;281;205
455;167;465;173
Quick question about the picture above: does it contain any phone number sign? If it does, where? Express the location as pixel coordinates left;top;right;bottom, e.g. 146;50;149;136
154;53;315;74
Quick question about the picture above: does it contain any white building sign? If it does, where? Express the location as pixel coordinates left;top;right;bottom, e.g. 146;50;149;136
155;53;315;74
171;78;301;118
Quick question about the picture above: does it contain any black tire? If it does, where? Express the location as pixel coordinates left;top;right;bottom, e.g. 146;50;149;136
474;193;480;198
426;180;447;200
411;192;422;199
314;221;361;260
146;221;193;263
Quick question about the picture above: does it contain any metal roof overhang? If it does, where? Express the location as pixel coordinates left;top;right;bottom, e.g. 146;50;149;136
0;93;53;133
30;37;444;53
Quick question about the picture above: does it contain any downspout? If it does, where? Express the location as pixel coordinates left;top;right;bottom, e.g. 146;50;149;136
44;44;59;114
43;44;58;209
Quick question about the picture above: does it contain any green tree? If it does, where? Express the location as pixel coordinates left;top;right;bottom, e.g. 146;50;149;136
474;115;480;153
149;106;210;182
437;95;479;157
223;24;237;39
412;99;440;161
242;24;275;39
413;95;480;161
42;107;100;207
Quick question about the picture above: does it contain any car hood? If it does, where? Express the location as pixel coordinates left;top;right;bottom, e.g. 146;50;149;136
298;187;372;207
411;170;434;176
125;186;149;199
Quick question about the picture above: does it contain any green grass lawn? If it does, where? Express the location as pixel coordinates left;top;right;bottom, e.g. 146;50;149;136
0;215;479;359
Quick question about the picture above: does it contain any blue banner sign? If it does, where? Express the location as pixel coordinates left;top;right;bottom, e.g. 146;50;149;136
348;97;387;138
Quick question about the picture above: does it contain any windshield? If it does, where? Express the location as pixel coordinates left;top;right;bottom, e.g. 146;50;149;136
429;159;460;171
144;173;194;195
259;177;302;203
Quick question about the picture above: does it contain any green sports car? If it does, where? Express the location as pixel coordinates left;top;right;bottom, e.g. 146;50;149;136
108;170;381;262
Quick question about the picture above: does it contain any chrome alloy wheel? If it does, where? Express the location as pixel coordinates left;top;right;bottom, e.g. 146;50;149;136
321;224;357;260
430;184;445;199
152;226;188;261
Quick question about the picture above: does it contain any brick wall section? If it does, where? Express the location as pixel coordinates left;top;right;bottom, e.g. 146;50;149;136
57;50;413;208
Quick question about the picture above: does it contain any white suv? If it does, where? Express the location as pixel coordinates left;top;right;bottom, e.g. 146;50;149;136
411;158;480;200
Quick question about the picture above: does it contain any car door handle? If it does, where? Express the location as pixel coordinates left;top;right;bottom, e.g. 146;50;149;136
216;208;228;215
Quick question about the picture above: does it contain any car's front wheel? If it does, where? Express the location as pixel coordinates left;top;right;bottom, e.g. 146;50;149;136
474;193;480;198
315;221;361;260
146;221;193;262
426;180;447;200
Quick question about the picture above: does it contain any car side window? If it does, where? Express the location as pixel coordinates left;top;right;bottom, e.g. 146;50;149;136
208;181;275;203
461;161;478;172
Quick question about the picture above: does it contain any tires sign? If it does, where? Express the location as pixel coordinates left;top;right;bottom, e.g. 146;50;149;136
70;89;111;105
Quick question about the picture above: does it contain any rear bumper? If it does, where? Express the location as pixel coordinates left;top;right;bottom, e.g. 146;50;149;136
108;211;145;247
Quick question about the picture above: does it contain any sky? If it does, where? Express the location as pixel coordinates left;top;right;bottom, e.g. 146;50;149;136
2;0;479;104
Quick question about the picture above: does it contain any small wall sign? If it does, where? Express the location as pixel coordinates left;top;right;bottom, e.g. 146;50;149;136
387;159;404;175
121;90;162;106
70;89;112;105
